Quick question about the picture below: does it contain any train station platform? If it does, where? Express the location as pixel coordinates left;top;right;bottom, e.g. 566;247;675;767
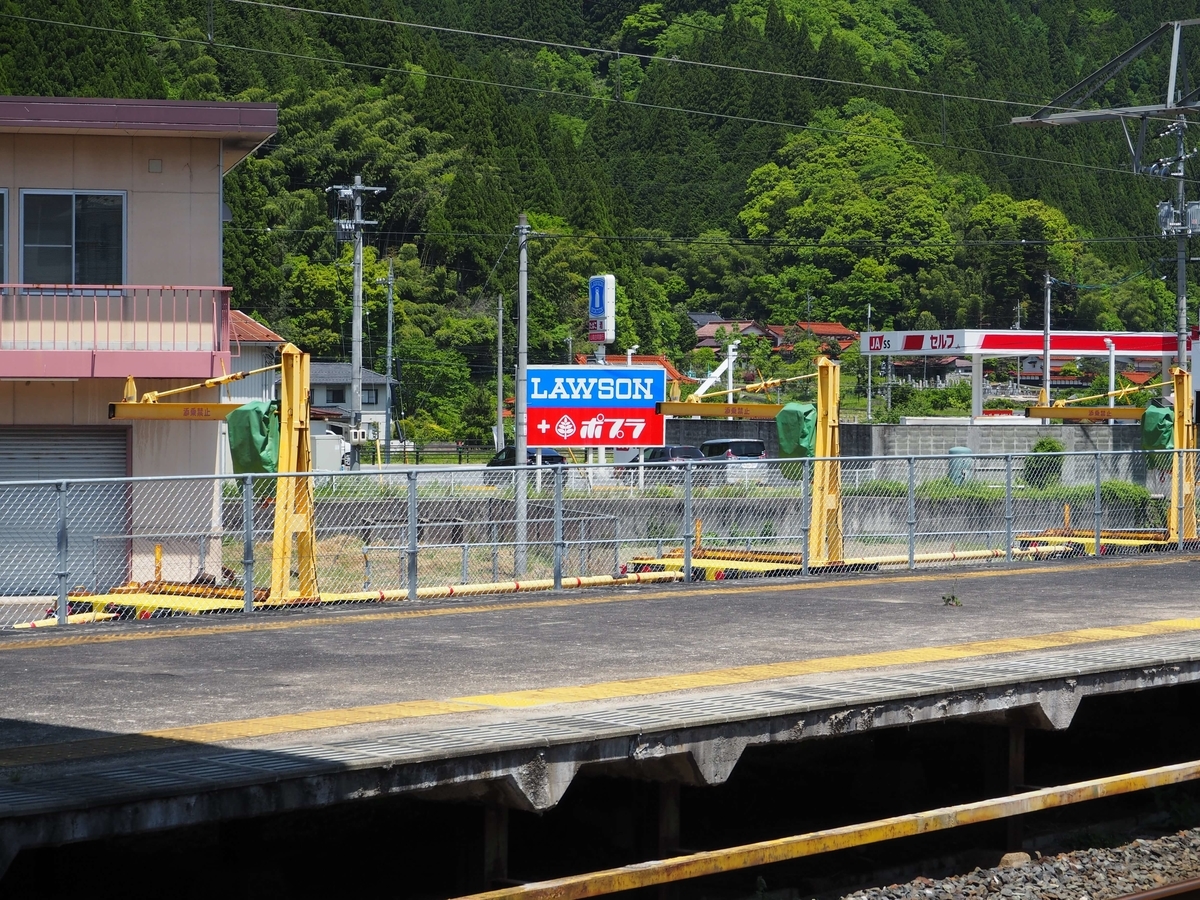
1;555;1200;874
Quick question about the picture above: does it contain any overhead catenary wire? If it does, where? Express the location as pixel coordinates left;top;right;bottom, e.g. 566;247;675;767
0;9;1186;187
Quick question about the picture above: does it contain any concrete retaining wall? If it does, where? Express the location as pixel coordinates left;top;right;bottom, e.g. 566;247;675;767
666;418;1145;465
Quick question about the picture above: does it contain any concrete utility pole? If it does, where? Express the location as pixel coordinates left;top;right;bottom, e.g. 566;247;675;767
866;303;872;423
377;256;396;465
1043;271;1052;425
329;174;385;470
515;214;532;576
495;293;505;452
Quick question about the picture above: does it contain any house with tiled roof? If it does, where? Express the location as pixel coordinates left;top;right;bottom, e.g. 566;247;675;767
693;320;773;348
767;320;859;353
573;353;697;383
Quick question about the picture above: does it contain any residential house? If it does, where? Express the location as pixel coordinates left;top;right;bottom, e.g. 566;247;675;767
306;362;395;439
0;95;276;592
767;320;860;355
692;320;774;349
0;95;275;479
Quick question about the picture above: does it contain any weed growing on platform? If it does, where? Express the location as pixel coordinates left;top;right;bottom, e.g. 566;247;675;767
942;593;962;606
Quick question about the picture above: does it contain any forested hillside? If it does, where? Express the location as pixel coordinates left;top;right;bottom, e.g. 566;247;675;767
1;0;1196;437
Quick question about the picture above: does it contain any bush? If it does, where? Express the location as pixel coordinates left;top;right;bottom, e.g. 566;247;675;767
1024;437;1065;488
844;479;908;497
915;478;1003;501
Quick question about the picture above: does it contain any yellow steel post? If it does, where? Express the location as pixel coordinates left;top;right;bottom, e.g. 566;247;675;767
269;344;319;601
808;357;842;566
1169;366;1196;544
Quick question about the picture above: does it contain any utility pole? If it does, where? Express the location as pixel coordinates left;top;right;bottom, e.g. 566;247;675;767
377;256;396;465
566;335;573;364
1043;271;1052;425
495;293;505;452
866;303;872;423
1012;20;1200;372
329;174;385;470
515;214;532;576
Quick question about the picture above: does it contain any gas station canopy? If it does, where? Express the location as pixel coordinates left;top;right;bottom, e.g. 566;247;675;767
861;330;1186;357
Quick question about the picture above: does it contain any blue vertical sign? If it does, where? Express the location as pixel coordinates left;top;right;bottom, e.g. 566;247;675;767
587;274;615;343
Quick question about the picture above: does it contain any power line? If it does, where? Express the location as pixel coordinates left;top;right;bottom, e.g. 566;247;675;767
226;0;1047;113
228;223;1176;250
0;9;1169;185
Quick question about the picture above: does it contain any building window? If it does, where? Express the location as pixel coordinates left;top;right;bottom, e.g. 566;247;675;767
0;190;6;282
21;191;125;285
362;388;378;405
326;388;346;404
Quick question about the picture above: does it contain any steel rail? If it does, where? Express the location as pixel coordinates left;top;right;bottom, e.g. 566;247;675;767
460;758;1200;900
1112;877;1200;900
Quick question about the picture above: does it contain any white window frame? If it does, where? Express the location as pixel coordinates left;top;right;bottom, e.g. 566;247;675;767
19;189;127;288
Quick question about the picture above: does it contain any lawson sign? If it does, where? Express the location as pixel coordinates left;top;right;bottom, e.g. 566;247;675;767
527;365;665;448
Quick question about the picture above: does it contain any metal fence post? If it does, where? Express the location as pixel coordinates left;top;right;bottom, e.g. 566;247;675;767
682;461;693;583
801;459;812;577
1093;452;1103;558
241;475;255;613
553;466;564;590
906;457;917;570
491;520;499;582
1004;455;1014;563
613;518;621;578
55;481;69;625
407;471;419;601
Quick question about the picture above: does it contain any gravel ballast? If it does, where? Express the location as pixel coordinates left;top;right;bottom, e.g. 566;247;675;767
840;829;1200;900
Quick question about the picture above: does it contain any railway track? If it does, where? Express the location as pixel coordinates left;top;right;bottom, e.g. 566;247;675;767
1116;878;1200;900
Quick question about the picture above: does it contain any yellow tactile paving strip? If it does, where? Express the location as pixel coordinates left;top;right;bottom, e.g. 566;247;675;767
4;609;1200;768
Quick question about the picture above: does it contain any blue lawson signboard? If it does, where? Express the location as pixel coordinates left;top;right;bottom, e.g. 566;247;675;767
526;365;666;448
587;274;615;343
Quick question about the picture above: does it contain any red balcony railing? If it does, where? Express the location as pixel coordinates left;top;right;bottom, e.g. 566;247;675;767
0;285;233;379
0;285;231;353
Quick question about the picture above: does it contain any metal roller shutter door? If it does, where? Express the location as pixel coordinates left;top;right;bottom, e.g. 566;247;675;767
0;428;130;597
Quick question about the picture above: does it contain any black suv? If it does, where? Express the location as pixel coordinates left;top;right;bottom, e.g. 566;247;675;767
484;447;566;483
486;446;566;467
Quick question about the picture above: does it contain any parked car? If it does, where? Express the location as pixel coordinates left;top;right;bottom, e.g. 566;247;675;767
484;446;566;484
616;445;704;483
700;438;769;483
485;446;566;467
699;439;768;463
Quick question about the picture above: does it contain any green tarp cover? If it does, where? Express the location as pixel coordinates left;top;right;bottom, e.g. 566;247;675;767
776;402;817;459
227;400;280;473
1142;402;1174;452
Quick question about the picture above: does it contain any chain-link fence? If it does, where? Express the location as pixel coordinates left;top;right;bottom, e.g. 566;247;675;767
0;447;1193;629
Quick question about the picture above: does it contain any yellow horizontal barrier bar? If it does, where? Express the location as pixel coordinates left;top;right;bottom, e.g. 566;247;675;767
108;402;245;421
323;571;682;603
1024;406;1146;421
639;548;1047;571
461;757;1200;900
12;611;118;629
16;573;684;629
